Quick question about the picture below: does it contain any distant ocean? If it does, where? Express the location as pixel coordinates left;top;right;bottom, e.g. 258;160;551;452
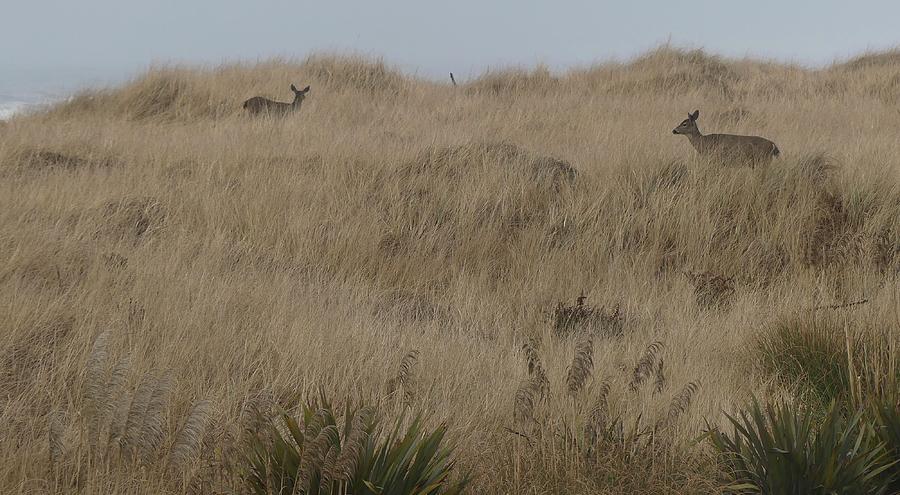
0;90;58;120
0;66;128;120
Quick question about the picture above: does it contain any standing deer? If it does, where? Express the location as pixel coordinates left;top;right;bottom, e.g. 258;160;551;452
672;110;779;165
242;84;310;116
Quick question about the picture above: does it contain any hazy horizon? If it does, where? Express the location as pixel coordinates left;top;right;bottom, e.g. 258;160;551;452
2;42;898;99
3;0;900;112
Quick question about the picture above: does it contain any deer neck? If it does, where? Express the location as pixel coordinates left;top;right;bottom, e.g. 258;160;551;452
291;96;303;110
685;130;707;153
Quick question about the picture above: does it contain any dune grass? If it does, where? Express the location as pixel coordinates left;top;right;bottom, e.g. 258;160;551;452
1;46;899;493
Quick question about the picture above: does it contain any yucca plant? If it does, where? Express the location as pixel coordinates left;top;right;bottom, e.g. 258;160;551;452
705;398;896;494
871;394;900;491
241;395;468;494
357;416;468;495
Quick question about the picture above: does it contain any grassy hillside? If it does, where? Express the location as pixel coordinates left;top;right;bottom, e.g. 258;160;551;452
1;47;899;493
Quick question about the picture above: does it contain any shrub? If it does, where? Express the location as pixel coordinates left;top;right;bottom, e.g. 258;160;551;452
706;398;896;494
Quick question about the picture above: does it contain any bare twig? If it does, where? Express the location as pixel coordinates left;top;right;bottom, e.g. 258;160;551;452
811;298;869;311
503;426;532;444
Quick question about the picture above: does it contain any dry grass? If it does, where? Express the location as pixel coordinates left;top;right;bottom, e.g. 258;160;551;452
1;46;900;493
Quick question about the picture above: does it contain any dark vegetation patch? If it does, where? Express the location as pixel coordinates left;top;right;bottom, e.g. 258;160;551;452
24;150;88;170
548;293;625;338
683;270;735;311
13;148;118;172
102;252;129;270
94;197;167;243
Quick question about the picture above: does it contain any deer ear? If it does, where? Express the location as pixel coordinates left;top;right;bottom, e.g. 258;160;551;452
302;85;310;93
290;84;297;91
690;110;699;121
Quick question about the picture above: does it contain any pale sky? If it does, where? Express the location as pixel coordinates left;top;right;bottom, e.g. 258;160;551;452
2;0;899;92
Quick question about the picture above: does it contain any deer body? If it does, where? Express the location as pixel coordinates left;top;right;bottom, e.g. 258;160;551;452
243;84;309;116
673;110;779;165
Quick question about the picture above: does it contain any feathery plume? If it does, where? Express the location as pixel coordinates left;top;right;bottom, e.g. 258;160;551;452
566;336;594;396
298;425;339;489
387;350;419;404
122;376;156;459
585;381;611;446
138;373;172;464
319;443;340;489
101;356;131;450
168;399;212;470
658;381;701;430
304;407;332;441
49;409;70;473
522;338;540;376
653;359;666;394
335;406;374;481
513;380;538;426
629;341;664;392
239;392;274;440
531;362;550;403
83;330;110;447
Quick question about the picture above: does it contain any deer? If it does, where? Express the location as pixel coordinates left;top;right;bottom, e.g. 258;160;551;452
242;84;310;116
672;110;779;166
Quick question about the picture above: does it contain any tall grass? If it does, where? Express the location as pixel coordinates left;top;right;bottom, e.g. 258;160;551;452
754;311;899;413
1;46;900;493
